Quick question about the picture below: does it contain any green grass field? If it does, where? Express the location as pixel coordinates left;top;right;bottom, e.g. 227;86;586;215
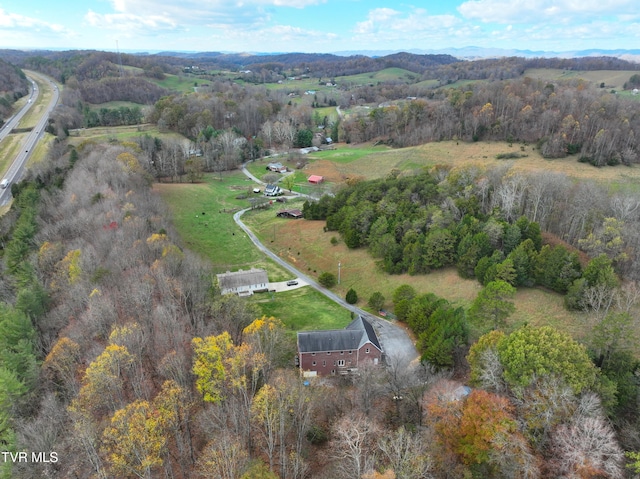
149;73;199;93
68;124;186;147
154;172;352;331
89;101;145;110
154;172;264;270
249;287;352;332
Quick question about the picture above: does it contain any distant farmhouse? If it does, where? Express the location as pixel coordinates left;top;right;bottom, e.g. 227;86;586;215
297;316;383;377
217;268;269;296
266;162;287;173
276;208;303;219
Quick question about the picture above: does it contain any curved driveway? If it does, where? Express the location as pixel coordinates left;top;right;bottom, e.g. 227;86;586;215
233;205;419;366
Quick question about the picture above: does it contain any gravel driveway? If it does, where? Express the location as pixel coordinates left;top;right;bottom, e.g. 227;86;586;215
233;208;419;365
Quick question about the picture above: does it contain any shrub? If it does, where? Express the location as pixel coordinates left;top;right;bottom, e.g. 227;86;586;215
318;272;337;288
346;288;358;304
306;424;328;445
367;292;385;311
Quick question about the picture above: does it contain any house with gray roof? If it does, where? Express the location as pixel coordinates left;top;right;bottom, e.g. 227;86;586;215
216;268;269;296
297;316;383;377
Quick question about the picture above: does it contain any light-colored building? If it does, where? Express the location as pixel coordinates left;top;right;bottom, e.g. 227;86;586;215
217;268;269;296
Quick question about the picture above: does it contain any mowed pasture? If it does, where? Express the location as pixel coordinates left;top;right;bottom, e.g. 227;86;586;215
153;171;354;331
307;141;640;190
67;124;186;147
523;68;639;91
155;137;636;340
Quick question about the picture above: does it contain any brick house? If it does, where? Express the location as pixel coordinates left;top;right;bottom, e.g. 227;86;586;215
296;316;383;377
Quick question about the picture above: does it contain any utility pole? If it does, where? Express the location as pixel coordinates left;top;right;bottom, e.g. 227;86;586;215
338;261;341;284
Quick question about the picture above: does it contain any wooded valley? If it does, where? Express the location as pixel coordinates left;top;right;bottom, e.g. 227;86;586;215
1;49;640;478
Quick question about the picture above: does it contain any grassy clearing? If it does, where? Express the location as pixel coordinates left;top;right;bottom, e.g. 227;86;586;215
311;145;392;164
303;140;640;186
89;101;145;110
154;172;352;329
18;73;56;130
523;68;638;90
149;74;198;93
153;172;264;270
249;287;352;332
27;133;56;166
0;135;22;177
68;124;186;147
338;68;420;86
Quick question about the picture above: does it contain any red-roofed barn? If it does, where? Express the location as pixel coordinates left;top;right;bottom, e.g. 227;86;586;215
307;175;324;184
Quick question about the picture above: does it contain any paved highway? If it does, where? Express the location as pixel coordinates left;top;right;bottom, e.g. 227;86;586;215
0;72;59;206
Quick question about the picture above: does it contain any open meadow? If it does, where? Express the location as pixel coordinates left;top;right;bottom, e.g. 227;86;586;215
307;140;640;191
154;171;356;331
153;136;640;340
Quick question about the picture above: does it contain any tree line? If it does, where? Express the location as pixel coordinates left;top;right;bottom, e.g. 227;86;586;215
0;59;29;127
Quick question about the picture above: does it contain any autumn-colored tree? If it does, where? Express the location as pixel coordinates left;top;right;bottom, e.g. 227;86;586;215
243;316;286;381
101;400;166;479
43;336;80;397
192;331;266;452
426;381;538;476
251;383;280;472
71;343;134;416
362;470;396;479
154;380;195;475
455;390;518;465
192;332;235;404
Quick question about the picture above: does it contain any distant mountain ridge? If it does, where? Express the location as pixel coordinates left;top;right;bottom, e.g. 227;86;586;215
156;47;640;63
332;47;640;62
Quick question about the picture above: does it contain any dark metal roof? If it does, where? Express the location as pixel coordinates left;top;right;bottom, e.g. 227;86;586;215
216;268;268;290
347;315;382;351
297;316;382;353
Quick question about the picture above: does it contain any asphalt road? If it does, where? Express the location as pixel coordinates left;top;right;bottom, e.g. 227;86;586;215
0;72;60;207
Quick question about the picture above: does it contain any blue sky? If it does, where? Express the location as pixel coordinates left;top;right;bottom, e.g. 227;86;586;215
0;0;639;53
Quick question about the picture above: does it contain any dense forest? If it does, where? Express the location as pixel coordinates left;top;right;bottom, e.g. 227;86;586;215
2;49;640;478
0;59;29;127
1;135;639;478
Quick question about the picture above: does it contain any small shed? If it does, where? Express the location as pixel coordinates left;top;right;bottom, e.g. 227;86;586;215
277;209;303;219
308;175;324;184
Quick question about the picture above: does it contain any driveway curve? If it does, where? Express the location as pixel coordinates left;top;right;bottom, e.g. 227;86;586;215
233;208;419;365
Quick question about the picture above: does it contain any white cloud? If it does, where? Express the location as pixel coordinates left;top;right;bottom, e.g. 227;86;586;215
84;10;179;32
0;8;71;34
458;0;637;24
353;8;401;34
204;23;339;51
351;7;462;46
101;0;324;28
